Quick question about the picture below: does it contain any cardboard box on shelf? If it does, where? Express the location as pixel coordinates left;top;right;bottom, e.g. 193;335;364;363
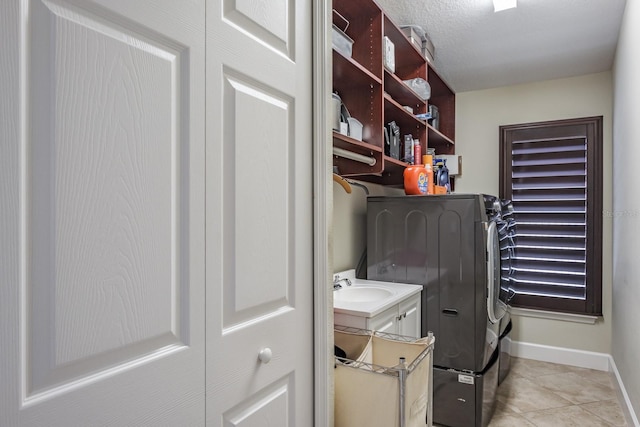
383;36;395;73
422;37;435;63
435;155;462;176
401;27;422;51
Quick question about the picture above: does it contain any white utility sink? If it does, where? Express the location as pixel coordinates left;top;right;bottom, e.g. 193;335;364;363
333;286;393;303
332;269;422;317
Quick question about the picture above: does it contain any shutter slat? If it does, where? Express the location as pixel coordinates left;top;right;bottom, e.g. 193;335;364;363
516;224;586;237
513;274;585;287
512;169;586;179
511;283;586;300
514;247;586;261
513;257;586;272
512;176;586;190
515;208;586;214
512;153;586;167
513;187;586;200
511;136;586;149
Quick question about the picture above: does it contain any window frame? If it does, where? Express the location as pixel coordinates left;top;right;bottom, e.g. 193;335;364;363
499;116;603;316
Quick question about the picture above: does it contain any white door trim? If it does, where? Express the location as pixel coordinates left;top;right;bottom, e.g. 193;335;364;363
312;0;333;426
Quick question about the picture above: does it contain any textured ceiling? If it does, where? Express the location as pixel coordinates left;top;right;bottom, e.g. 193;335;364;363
375;0;627;92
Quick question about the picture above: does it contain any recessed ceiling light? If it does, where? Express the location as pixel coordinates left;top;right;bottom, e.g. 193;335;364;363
493;0;517;12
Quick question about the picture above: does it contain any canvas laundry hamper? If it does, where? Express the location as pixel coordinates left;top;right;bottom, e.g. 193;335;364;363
334;327;435;427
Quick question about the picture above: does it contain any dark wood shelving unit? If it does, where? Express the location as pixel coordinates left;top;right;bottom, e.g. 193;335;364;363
383;71;427;114
428;124;454;148
333;50;382;85
427;64;455;155
332;0;456;185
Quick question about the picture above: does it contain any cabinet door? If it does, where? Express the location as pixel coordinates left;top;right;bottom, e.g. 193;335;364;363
398;294;422;339
368;306;399;334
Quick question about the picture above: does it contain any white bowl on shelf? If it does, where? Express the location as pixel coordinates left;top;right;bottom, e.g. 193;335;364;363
347;117;363;141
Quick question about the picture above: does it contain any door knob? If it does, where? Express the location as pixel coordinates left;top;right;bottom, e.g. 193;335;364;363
258;347;273;364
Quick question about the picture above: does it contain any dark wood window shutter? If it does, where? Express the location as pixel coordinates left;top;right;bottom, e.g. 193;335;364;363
499;117;603;315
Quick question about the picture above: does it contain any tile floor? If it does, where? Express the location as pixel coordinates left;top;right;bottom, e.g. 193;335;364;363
488;357;629;427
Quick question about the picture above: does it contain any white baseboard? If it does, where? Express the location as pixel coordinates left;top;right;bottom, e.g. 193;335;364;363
511;340;610;371
511;340;639;426
609;356;640;427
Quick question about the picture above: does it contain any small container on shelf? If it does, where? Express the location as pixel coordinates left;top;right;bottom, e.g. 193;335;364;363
413;140;421;165
428;104;439;130
403;78;431;101
332;10;353;58
347;117;363;141
332;92;342;130
385;121;401;160
403;134;414;164
383;36;395;73
434;185;447;195
422;154;434;195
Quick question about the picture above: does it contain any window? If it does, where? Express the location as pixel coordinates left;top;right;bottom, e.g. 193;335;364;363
499;117;603;315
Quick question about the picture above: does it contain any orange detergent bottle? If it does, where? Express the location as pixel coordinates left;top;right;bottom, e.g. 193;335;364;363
422;154;435;195
403;164;428;195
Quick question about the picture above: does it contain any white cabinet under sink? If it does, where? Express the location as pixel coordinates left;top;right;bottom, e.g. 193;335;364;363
335;292;421;339
398;293;421;338
367;305;399;334
332;269;422;338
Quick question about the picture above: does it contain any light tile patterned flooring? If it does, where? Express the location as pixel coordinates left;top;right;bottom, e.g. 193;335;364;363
488;357;629;426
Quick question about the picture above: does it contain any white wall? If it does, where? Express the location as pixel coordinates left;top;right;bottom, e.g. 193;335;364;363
612;0;640;418
455;72;614;354
332;180;402;273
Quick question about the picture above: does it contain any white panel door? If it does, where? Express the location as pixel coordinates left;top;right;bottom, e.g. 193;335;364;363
0;0;205;425
205;0;314;425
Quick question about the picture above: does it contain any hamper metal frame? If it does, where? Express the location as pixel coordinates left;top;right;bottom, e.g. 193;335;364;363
334;326;435;427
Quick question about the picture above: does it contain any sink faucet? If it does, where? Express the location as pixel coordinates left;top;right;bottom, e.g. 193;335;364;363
333;275;352;290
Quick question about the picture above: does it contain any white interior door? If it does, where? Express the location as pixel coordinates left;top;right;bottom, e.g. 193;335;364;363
205;0;314;425
1;0;205;424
